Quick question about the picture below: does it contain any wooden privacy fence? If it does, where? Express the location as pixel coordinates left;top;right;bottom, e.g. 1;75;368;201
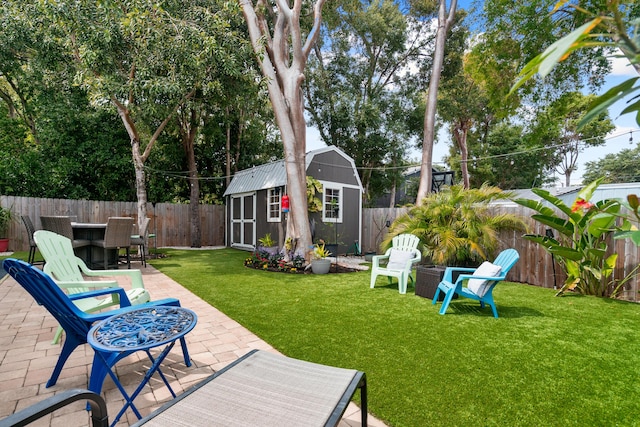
362;204;640;302
2;195;225;250
3;196;639;301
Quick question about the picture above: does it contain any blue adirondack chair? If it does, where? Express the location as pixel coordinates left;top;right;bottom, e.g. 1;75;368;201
34;230;152;345
431;249;520;318
2;259;191;389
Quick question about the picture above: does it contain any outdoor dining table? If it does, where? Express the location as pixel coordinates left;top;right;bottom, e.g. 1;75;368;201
70;222;111;267
71;221;107;240
87;306;197;427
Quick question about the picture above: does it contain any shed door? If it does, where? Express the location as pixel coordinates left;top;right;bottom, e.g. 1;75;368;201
230;192;256;249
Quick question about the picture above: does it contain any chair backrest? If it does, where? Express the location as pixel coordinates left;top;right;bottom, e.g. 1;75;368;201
392;234;420;251
40;216;74;240
492;249;520;277
34;230;87;292
104;217;134;247
21;215;36;246
2;258;92;342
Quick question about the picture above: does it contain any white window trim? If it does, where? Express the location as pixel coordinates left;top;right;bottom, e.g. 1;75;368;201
266;188;281;223
321;183;343;223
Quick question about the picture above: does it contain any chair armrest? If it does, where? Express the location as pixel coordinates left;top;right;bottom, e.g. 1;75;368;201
68;287;132;307
371;254;390;268
443;267;476;282
0;389;108;427
455;273;505;285
78;266;145;289
54;280;119;290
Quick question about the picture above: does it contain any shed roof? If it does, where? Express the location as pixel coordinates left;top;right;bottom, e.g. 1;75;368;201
223;146;360;196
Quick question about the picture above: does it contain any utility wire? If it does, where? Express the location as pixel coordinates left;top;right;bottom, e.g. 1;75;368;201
143;127;640;181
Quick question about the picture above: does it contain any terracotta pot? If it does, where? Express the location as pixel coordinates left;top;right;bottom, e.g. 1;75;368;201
0;238;8;252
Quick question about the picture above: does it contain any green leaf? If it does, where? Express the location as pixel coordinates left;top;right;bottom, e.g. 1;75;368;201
513;198;555;216
614;229;640;246
538;20;601;78
530;214;574;236
577;176;604;202
530;188;573;217
578;77;640;127
587;213;616;237
523;235;583;260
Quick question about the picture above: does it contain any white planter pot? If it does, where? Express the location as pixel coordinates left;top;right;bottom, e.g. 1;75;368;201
311;259;331;274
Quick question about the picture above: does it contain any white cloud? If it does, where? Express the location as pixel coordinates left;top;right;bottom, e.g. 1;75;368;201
609;49;637;77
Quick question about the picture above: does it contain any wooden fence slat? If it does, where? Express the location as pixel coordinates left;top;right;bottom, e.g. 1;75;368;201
2;196;225;251
2;196;638;301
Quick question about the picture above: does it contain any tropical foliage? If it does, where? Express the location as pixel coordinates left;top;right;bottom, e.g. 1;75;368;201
0;205;13;238
511;0;640;128
514;178;623;297
385;184;528;266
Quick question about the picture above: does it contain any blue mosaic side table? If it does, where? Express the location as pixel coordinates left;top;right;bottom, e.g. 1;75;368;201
87;306;197;426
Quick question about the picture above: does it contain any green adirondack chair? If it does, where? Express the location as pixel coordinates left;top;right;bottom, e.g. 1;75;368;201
34;230;151;344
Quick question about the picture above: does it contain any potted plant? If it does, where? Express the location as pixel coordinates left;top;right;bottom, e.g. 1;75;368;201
258;233;278;256
0;205;14;252
310;241;332;274
383;184;528;298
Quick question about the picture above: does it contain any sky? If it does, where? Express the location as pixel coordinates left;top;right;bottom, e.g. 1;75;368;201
305;1;640;187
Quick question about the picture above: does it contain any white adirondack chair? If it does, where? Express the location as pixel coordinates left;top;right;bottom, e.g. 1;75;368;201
370;234;421;294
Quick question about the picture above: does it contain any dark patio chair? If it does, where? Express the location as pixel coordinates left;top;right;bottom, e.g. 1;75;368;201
20;215;38;265
130;217;150;267
92;217;133;269
40;215;90;249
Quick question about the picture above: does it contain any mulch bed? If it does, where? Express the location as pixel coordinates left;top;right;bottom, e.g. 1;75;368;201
245;263;360;274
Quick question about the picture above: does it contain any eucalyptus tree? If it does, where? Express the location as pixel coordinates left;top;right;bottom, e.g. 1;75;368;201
414;0;458;204
305;0;432;203
34;0;250;239
239;0;327;258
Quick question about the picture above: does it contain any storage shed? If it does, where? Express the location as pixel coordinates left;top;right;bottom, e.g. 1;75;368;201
223;146;364;255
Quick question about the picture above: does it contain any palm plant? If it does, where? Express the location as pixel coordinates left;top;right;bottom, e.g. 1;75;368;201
384;184;528;266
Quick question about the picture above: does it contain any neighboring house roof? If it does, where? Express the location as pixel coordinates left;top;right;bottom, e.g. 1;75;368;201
493;182;640;206
223;146;362;196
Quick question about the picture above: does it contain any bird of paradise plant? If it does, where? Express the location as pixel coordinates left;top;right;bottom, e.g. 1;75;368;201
514;177;622;296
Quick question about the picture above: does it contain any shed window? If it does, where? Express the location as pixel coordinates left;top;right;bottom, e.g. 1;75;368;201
267;188;281;222
322;185;342;223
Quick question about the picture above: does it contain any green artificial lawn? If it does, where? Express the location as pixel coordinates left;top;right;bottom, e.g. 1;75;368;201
5;248;640;426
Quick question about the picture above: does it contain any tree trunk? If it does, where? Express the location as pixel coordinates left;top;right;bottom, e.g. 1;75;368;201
453;120;470;189
389;181;396;208
239;0;327;260
131;139;149;230
225;106;232;187
113;96;176;236
180;108;201;248
416;0;457;204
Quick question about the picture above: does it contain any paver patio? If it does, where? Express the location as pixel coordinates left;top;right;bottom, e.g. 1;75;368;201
0;260;384;427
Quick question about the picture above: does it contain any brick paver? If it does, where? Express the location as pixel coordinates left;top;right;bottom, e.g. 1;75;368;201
0;260;384;427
